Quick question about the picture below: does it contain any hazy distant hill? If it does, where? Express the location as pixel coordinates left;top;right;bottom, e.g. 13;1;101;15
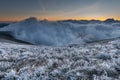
0;23;9;28
0;17;120;46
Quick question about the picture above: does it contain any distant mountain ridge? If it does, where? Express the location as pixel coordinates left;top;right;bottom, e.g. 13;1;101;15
0;17;120;46
61;18;119;24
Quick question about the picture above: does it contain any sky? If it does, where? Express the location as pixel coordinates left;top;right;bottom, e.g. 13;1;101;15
0;0;120;21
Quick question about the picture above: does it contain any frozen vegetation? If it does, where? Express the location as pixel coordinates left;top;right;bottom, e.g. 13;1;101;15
0;18;120;80
0;38;120;80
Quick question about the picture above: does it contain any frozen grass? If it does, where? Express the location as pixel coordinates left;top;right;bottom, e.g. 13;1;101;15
0;38;120;80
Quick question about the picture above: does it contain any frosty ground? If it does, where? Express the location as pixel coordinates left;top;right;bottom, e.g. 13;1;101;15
0;38;120;80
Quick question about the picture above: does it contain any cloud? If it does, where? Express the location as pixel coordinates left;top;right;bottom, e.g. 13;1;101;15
0;17;120;46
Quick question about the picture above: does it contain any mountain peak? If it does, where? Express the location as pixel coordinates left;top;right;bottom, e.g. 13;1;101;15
22;17;38;24
104;18;117;23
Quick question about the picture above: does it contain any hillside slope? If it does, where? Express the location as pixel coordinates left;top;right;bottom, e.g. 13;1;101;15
0;38;120;80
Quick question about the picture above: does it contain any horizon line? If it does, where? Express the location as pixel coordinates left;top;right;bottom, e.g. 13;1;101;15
0;17;120;22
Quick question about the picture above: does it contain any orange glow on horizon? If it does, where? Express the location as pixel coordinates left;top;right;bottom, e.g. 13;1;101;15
44;16;120;21
0;16;30;22
0;16;120;22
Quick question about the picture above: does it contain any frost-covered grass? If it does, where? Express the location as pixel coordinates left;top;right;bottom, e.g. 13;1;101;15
0;39;120;80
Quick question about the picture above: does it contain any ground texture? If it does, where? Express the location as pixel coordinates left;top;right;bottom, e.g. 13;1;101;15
0;39;120;80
